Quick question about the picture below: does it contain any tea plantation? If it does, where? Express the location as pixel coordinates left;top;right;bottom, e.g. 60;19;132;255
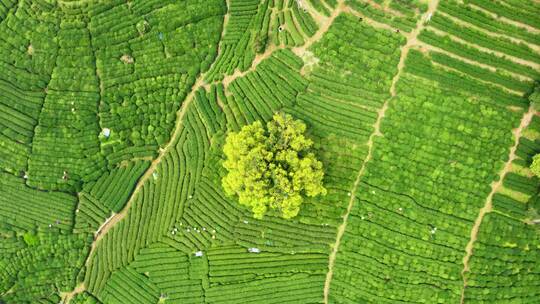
1;0;539;303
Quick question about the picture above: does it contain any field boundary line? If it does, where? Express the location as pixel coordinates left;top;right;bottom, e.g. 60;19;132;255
322;1;440;302
459;105;536;304
81;38;210;269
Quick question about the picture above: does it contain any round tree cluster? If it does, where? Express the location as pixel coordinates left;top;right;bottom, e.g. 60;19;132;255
222;113;326;219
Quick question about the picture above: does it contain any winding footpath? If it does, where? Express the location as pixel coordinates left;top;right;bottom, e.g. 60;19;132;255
60;66;209;304
322;1;440;302
60;5;233;303
223;0;346;89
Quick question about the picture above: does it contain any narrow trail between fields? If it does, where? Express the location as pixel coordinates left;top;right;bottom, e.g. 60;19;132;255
60;6;233;303
297;0;328;27
222;43;281;89
223;0;346;89
459;105;537;304
292;0;345;58
344;6;396;32
60;283;85;304
322;1;440;302
346;5;537;85
84;65;207;266
60;75;207;304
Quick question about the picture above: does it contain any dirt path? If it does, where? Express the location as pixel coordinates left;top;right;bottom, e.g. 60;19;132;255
222;0;342;89
224;0;347;89
85;0;237;257
459;105;536;304
60;282;85;304
222;43;282;89
60;0;346;299
60;7;233;303
345;5;536;84
83;74;206;259
322;1;439;302
59;74;207;303
292;0;345;58
391;0;439;96
93;213;115;237
77;2;352;289
297;0;328;27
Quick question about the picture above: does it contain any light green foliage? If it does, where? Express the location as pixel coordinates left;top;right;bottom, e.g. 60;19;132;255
136;20;150;36
222;113;326;219
530;85;540;111
22;232;39;246
530;154;540;178
1;232;88;302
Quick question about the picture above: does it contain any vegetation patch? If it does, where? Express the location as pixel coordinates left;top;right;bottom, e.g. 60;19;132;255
223;112;326;219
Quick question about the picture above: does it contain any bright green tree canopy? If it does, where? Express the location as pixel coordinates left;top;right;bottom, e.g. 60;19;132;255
531;154;540;178
530;86;540;111
222;113;326;219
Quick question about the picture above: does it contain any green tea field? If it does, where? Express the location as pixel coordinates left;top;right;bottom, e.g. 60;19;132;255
0;0;539;303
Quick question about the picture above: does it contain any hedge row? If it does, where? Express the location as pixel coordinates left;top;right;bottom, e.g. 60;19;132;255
130;242;205;303
464;212;540;302
101;266;160;303
346;0;424;33
0;171;77;233
84;160;150;212
429;51;533;93
405;50;529;108
439;0;540;45
27;18;105;192
418;29;540;80
429;13;540;65
227;49;307;124
0;232;89;303
0;3;57;175
464;0;540;29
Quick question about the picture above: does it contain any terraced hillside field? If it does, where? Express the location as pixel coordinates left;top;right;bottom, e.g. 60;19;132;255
0;0;539;303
